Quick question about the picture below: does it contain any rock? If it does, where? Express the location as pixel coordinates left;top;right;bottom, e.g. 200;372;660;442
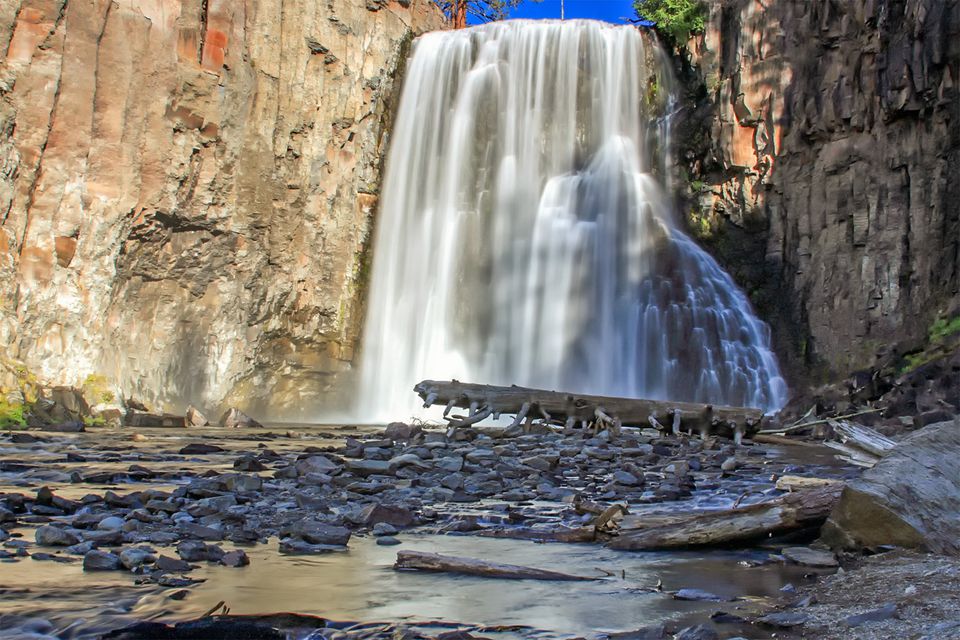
179;443;225;455
83;550;122;571
844;603;899;627
177;521;225;541
674;625;719;640
35;526;81;547
383;422;422;442
720;456;738;472
219;408;263;429
358;503;415;528
220;550;250;567
124;411;187;428
376;536;402;546
756;612;809;628
345;459;392;476
781;546;838;567
521;456;554;472
278;539;347;555
436;456;464;472
295;455;340;475
185;406;210;427
119;547;156;570
177;541;213;562
389;453;431;471
282;521;351;546
372;522;398;536
821;422;960;555
40;421;85;433
673;589;732;602
612;470;641;486
97;516;126;531
156;555;194;573
219;473;263;493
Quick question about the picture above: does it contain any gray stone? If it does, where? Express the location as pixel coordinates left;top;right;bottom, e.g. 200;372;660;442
781;546;838;567
220;473;263;493
97;516;125;531
119;547;156;569
389;453;430;471
822;422;960;555
283;521;351;546
757;612;809;628
358;503;415;528
375;536;401;546
612;470;641;486
674;625;719;640
372;522;398;536
220;550;250;567
295;455;340;476
35;526;81;547
844;603;898;627
436;456;464;472
83;550;122;571
156;555;193;572
673;589;731;602
345;459;392;476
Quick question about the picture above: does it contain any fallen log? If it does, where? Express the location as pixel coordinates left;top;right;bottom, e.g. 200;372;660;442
414;380;764;438
393;551;594;581
825;420;896;465
607;485;843;550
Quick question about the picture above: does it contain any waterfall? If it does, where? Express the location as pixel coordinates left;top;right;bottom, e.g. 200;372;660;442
355;20;787;422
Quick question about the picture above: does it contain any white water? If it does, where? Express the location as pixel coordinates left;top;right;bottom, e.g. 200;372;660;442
356;20;787;422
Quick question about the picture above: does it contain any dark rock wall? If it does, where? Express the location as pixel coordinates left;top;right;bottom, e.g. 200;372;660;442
676;0;960;388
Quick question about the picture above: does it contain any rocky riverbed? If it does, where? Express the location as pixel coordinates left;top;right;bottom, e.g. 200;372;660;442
0;421;876;639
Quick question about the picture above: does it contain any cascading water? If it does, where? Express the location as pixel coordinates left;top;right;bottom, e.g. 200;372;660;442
356;20;787;422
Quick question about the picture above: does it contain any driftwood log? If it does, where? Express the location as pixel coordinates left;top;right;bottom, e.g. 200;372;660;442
823;420;897;467
393;551;594;581
607;484;843;550
414;380;765;439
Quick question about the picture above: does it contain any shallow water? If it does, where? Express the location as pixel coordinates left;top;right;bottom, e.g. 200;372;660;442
1;532;826;639
0;425;851;638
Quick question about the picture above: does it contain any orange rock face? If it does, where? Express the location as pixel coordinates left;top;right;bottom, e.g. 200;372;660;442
0;0;445;418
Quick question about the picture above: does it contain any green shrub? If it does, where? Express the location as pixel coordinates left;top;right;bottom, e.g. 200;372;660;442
635;0;707;45
0;398;26;429
82;374;115;404
929;316;960;343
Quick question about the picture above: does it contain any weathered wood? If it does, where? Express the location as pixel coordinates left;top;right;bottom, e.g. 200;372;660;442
775;475;842;492
607;485;843;550
414;380;764;437
831;420;896;458
393;551;594;580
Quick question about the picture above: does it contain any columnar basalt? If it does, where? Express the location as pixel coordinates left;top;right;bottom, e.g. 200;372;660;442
0;0;444;418
676;0;960;385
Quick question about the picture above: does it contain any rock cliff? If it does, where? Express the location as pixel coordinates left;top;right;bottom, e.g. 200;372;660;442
0;0;444;417
676;0;960;386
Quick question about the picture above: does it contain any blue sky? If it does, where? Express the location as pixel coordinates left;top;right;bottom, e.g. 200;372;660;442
499;0;638;24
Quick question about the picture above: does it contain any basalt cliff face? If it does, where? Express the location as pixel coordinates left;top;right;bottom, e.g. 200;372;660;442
677;0;960;386
0;0;444;418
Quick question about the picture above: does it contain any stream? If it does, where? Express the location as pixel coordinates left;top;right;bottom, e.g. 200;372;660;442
0;425;854;639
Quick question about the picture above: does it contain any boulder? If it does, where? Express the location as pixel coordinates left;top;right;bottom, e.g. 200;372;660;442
219;408;263;428
125;410;187;428
35;525;81;547
821;421;960;555
185;405;210;427
383;422;422;442
281;520;351;546
83;550;122;571
358;503;415;528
